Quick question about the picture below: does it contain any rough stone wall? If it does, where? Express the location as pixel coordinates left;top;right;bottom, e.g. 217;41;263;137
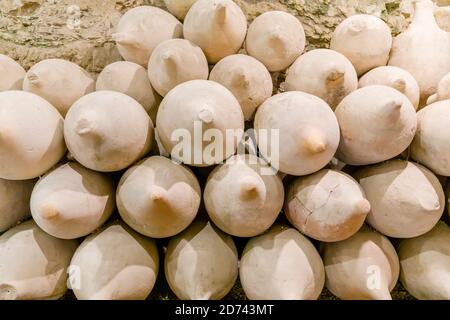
0;0;449;73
